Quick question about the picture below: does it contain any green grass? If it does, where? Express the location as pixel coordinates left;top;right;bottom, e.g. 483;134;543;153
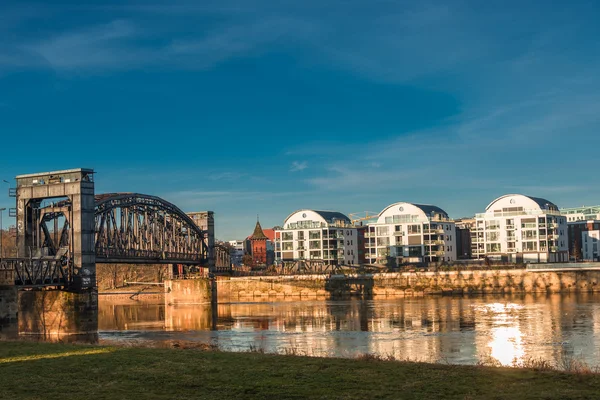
0;342;599;400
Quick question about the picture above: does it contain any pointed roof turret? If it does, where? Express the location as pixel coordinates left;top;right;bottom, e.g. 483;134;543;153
250;219;268;240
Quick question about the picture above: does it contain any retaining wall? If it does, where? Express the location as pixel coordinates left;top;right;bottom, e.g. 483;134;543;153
164;267;600;302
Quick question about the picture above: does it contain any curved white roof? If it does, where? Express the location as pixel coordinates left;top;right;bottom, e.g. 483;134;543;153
485;194;558;213
376;202;449;224
283;209;351;226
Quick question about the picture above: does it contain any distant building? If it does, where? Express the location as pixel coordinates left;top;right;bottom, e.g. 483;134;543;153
471;194;568;263
187;211;215;269
455;218;475;259
274;210;359;265
560;205;600;222
365;202;457;266
249;220;269;267
228;240;245;266
567;220;600;261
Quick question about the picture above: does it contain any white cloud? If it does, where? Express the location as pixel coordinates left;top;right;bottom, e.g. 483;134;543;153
290;161;308;172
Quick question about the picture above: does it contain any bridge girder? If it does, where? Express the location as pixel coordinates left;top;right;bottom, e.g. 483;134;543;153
94;193;208;266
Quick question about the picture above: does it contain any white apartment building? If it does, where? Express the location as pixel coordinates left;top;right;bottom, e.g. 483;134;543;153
582;231;600;261
365;202;457;265
471;194;568;263
228;240;245;266
561;205;600;222
274;210;359;265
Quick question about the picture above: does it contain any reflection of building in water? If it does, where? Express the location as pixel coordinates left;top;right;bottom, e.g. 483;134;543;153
92;295;600;366
99;300;165;331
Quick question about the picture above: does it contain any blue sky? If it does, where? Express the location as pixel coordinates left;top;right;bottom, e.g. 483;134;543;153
1;0;599;240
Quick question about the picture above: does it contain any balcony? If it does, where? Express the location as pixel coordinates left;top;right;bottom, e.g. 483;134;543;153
547;223;558;228
476;209;562;218
393;231;403;236
424;240;444;245
505;225;515;230
550;246;559;252
423;228;444;234
426;250;445;256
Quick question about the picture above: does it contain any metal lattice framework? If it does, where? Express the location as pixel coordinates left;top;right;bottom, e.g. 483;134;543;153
95;193;208;265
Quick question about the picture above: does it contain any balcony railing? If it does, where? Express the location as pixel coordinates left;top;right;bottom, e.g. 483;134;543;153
423;228;444;234
476;209;562;218
424;240;444;245
393;231;403;236
550;246;559;252
505;225;515;230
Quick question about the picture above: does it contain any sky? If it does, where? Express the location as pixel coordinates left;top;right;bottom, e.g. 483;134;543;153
1;0;600;240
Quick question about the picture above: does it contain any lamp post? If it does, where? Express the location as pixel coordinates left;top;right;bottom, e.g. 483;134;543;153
0;207;5;259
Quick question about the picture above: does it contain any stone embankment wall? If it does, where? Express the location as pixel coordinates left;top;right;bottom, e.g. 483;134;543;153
164;266;600;302
371;269;600;296
164;279;212;305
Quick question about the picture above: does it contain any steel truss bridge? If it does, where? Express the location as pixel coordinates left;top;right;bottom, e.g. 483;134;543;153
0;193;208;288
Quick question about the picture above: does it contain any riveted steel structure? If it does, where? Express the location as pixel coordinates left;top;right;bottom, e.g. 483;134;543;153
95;193;208;265
2;170;210;290
13;168;96;290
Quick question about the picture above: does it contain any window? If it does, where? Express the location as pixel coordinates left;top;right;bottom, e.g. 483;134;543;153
282;242;293;250
486;220;500;230
282;232;293;241
408;225;421;234
309;230;321;239
486;243;501;252
377;237;390;246
377;226;389;236
486;232;499;241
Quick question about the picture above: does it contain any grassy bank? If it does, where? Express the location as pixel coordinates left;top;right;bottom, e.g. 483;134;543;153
0;342;599;399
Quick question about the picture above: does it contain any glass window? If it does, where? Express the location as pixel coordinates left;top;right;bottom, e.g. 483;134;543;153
407;225;421;234
376;226;389;236
282;232;293;241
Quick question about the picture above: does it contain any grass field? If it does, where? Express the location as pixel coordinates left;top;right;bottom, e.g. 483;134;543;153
0;341;599;399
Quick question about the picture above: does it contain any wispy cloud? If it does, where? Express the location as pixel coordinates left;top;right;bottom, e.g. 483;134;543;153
2;12;319;72
290;161;308;172
208;172;247;181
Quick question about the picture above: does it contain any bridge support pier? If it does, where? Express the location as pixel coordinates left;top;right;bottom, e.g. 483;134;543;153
18;290;98;342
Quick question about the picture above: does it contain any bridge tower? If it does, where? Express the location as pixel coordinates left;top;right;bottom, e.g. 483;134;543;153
15;168;96;291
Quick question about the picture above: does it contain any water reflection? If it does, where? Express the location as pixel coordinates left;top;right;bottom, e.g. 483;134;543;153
95;293;600;367
4;293;600;366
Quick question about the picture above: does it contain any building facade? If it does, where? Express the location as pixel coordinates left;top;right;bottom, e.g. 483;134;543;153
455;218;475;259
567;220;600;261
274;210;359;265
560;205;600;222
187;211;215;269
471;194;568;263
228;240;245;266
365;202;457;266
249;220;268;267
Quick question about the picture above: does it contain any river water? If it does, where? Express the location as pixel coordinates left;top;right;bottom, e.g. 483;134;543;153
98;293;600;367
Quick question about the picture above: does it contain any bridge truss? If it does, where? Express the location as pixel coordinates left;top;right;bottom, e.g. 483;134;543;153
94;193;208;265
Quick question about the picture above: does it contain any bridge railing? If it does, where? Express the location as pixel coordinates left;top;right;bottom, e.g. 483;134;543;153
96;248;206;263
0;258;68;288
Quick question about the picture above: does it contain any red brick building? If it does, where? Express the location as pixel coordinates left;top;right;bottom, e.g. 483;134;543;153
249;220;268;267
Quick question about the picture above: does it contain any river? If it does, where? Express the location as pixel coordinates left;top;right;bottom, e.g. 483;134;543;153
97;293;600;367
